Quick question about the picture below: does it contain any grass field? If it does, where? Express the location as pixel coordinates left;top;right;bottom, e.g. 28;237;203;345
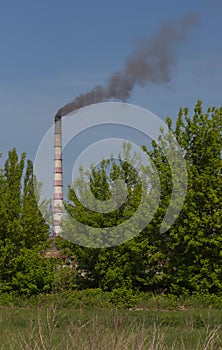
0;300;222;349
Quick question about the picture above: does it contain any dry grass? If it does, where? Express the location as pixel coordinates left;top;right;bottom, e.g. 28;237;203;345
0;302;221;350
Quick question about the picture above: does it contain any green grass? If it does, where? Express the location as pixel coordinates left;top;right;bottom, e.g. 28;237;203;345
0;301;222;349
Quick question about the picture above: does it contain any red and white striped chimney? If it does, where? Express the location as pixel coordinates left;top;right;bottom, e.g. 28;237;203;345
53;115;63;236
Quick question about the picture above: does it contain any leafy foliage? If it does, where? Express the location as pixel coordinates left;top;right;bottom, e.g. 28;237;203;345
0;101;221;298
0;148;53;294
63;101;222;295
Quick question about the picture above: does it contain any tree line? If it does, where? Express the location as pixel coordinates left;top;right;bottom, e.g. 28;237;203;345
0;101;221;297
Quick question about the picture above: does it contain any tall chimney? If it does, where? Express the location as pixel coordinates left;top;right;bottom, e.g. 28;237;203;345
53;115;63;236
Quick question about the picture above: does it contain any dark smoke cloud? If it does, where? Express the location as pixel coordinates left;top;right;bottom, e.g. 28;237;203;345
56;13;198;117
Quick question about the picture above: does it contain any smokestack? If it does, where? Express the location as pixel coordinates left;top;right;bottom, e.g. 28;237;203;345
53;115;63;236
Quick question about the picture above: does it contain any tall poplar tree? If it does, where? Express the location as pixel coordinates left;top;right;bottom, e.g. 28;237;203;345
0;148;51;293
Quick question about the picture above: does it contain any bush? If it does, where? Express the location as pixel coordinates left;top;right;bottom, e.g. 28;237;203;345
108;287;139;308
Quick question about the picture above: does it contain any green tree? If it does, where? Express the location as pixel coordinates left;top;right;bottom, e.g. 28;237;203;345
62;143;161;291
62;101;222;296
0;148;51;294
9;247;54;296
164;102;222;294
63;143;147;248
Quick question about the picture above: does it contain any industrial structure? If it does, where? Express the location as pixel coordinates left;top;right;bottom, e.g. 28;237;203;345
53;115;63;236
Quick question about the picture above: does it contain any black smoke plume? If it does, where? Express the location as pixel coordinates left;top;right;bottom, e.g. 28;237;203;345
56;13;198;117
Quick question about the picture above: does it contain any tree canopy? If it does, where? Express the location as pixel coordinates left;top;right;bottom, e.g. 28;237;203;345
0;101;221;297
62;101;222;295
0;149;53;294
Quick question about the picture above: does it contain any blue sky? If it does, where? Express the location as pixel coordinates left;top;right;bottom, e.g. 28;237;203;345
0;0;222;162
